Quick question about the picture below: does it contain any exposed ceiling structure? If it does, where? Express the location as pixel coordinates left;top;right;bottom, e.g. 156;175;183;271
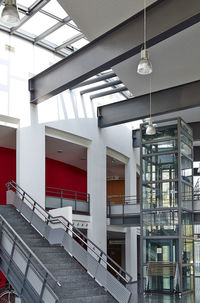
0;0;89;57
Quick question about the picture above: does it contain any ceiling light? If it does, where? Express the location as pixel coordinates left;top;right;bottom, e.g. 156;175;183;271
137;49;152;75
146;77;156;135
1;0;20;27
137;0;152;75
146;118;156;135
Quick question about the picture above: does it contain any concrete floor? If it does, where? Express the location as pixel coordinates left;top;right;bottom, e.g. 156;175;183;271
127;278;200;303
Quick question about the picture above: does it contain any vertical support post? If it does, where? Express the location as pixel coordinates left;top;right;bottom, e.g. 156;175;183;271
88;194;90;215
75;191;77;212
60;190;63;208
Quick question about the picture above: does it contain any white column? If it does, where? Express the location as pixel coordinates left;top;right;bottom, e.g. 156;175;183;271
125;151;138;281
87;139;107;252
126;227;138;281
125;151;137;197
16;105;45;208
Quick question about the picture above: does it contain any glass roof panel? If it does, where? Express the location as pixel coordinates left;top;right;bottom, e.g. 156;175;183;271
18;0;36;8
45;24;79;45
43;0;68;18
72;38;89;49
20;12;58;36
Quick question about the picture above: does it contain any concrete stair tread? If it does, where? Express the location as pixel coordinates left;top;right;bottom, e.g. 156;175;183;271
0;205;118;303
60;294;117;303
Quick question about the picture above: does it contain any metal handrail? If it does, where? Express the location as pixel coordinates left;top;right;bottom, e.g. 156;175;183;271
0;214;61;290
7;181;132;284
46;186;89;201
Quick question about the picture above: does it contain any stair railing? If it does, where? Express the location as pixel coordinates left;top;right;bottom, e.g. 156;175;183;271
46;186;90;215
7;181;132;303
0;214;60;303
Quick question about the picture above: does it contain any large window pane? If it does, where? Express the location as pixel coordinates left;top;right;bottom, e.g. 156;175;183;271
182;239;194;265
182;183;193;210
142;139;177;155
181;120;193;137
143;211;179;236
142;181;178;209
181;156;193;184
142;153;178;183
182;212;193;237
181;133;192;158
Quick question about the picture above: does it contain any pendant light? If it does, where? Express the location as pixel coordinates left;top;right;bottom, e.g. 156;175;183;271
137;0;152;75
1;0;20;27
146;77;156;135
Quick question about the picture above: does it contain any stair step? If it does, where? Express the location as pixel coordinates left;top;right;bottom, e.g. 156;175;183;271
0;205;118;303
59;286;105;299
60;294;116;303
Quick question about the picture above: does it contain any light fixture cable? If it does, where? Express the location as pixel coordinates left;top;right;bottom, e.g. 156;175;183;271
146;76;156;135
137;0;152;75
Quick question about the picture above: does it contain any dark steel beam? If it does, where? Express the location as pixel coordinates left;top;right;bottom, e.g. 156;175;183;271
29;0;200;104
91;86;127;100
80;79;122;95
73;72;116;89
98;80;200;128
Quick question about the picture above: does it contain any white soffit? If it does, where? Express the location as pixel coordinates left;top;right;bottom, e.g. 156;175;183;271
57;0;157;40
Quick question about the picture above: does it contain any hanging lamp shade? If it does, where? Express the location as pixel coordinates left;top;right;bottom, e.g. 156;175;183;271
146;118;156;135
1;0;20;27
137;49;152;75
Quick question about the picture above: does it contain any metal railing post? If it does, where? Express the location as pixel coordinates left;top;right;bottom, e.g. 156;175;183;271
75;191;77;212
88;194;90;215
60;190;63;208
109;198;111;217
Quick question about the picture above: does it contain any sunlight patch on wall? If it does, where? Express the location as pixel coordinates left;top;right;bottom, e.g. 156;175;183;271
60;91;75;119
0;63;8;86
0;91;8;115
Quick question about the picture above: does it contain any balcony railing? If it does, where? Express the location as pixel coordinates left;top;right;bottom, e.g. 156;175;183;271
46;187;90;215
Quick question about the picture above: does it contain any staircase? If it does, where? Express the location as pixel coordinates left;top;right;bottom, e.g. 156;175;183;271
0;181;132;303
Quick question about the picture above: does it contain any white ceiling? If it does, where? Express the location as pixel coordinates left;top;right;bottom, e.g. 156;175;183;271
46;136;87;171
46;136;125;177
114;21;200;97
57;0;157;40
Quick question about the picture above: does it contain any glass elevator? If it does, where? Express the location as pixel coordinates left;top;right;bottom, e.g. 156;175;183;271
140;118;194;294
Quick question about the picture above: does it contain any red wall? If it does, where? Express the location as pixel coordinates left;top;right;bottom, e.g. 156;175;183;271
46;158;87;193
0;147;16;288
0;147;16;205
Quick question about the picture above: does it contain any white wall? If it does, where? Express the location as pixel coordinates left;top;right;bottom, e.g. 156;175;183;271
0;31;138;258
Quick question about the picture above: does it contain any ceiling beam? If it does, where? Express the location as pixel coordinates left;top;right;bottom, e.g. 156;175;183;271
90;86;127;99
73;72;116;89
80;79;122;95
29;0;200;104
98;79;200;128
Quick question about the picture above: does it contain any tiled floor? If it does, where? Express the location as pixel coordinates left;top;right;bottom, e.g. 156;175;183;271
127;278;200;303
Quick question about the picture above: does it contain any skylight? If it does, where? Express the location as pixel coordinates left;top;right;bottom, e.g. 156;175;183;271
20;12;58;37
43;0;68;18
45;24;79;46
